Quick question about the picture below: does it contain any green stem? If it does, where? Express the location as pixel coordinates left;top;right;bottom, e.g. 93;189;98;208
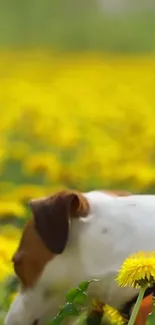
128;285;148;325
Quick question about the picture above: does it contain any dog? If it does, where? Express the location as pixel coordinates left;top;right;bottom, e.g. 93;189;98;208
4;189;155;325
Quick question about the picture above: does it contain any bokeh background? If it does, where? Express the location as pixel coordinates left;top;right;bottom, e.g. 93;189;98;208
1;0;155;323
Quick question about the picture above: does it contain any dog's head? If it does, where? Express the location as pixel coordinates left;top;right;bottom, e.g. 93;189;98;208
12;190;90;288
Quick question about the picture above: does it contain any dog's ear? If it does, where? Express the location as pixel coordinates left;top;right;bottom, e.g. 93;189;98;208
28;191;89;254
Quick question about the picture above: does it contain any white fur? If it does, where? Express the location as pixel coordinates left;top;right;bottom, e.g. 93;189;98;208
5;191;155;325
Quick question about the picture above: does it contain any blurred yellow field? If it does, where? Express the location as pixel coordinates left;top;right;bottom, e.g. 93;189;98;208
1;52;155;319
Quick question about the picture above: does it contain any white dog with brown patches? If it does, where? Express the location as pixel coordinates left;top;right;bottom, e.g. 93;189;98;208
4;190;155;325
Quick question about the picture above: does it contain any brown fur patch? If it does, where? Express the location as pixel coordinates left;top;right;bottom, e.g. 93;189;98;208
12;219;53;289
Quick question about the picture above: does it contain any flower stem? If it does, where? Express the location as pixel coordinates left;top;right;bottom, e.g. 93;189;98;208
128;285;148;325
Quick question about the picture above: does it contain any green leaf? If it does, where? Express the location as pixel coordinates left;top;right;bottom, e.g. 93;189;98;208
63;302;79;316
49;279;100;325
79;279;99;292
50;313;64;325
146;312;155;325
50;303;80;325
73;291;88;305
66;288;87;305
66;288;80;303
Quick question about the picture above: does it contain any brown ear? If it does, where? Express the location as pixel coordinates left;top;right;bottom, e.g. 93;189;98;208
28;191;89;254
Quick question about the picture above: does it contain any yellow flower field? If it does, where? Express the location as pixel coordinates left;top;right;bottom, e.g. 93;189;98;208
1;51;155;322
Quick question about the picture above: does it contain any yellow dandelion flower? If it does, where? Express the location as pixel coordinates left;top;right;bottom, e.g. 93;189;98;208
11;184;46;202
0;201;26;218
0;233;20;281
92;300;127;325
92;299;105;313
103;305;127;325
117;252;155;288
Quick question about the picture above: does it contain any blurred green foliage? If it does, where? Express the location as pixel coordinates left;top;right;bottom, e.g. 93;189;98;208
0;0;155;52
